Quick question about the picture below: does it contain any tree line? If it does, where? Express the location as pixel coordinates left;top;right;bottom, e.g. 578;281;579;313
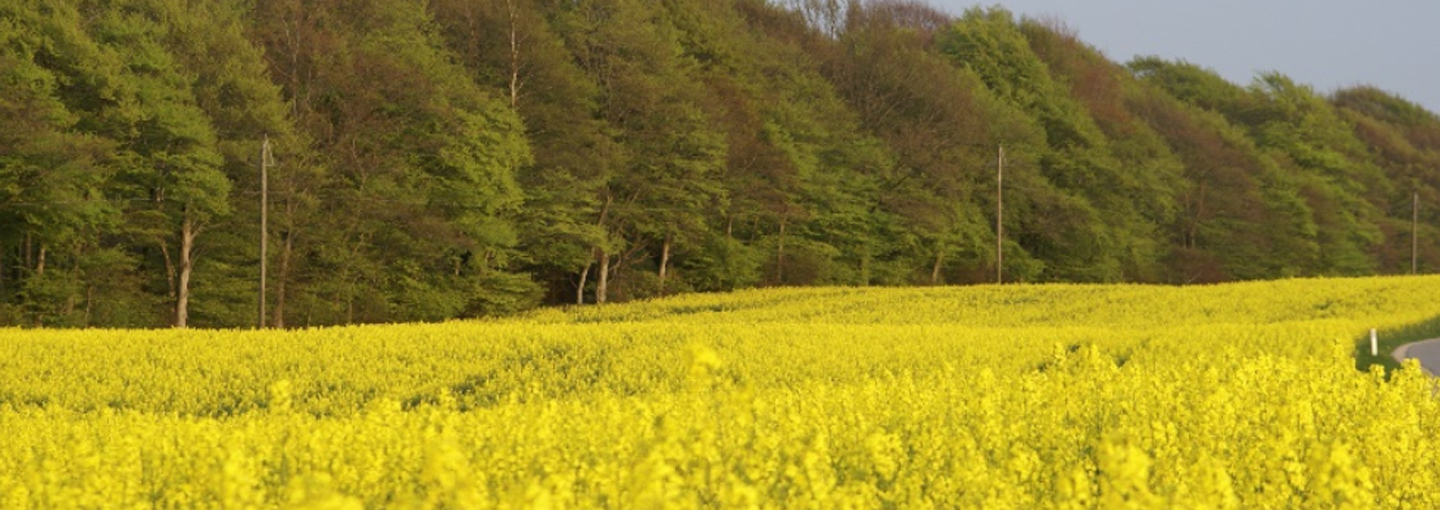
2;0;1438;328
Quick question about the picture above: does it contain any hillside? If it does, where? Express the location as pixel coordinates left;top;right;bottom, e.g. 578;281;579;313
3;0;1439;328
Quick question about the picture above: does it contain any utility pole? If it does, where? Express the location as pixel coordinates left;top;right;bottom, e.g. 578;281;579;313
996;144;1004;284
1414;190;1420;274
259;135;270;328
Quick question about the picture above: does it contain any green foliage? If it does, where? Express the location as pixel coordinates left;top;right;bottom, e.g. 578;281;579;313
1;0;1438;326
937;8;1184;282
679;233;766;291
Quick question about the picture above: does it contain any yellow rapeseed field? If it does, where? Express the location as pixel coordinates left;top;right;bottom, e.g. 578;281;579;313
3;276;1440;509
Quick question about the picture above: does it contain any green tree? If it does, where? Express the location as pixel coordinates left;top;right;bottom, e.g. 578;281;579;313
939;8;1161;281
1133;57;1387;276
829;2;1046;285
0;1;120;325
550;0;729;302
250;0;533;323
429;0;616;304
1333;87;1440;274
60;0;235;328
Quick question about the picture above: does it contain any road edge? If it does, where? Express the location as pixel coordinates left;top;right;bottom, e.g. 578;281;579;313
1392;338;1440;376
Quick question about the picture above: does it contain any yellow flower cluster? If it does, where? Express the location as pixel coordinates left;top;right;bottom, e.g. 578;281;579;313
2;276;1439;508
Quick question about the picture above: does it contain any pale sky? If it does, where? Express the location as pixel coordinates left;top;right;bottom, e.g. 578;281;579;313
929;1;1440;114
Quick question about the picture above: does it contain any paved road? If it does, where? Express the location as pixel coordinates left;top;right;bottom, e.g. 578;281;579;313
1392;338;1440;375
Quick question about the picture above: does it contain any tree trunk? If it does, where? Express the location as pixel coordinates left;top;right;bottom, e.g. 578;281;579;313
35;244;45;278
658;233;671;296
931;249;944;286
505;0;521;108
589;192;613;305
175;214;198;328
597;250;610;304
577;258;593;305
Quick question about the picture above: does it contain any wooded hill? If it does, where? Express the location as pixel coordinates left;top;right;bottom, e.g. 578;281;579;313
3;0;1439;328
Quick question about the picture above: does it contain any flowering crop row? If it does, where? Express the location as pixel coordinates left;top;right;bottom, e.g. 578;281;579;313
2;276;1439;508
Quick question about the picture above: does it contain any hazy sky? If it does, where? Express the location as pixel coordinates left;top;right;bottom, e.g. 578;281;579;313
928;1;1440;113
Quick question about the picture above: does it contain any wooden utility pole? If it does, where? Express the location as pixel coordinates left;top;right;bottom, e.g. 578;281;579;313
259;135;270;328
996;144;1004;284
1414;190;1420;274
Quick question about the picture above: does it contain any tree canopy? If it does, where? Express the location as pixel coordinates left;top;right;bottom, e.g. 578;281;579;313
2;0;1437;327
